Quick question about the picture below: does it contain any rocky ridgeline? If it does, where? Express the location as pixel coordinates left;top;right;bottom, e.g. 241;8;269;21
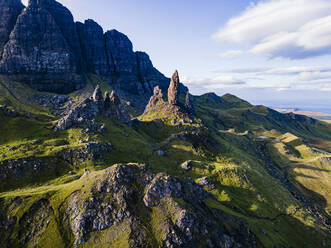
55;85;131;131
64;164;257;247
0;0;166;94
145;70;192;116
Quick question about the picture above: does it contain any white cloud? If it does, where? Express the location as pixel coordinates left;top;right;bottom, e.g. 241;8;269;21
265;66;331;75
217;66;331;78
213;0;331;59
182;75;246;90
217;50;244;59
22;0;28;6
214;67;270;74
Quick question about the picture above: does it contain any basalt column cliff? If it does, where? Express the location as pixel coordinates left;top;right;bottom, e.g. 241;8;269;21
0;0;166;94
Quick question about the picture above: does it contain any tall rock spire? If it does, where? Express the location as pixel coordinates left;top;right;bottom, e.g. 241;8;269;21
92;85;103;102
168;70;180;105
109;90;121;105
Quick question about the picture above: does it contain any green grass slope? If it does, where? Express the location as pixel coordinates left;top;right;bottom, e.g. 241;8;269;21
0;77;330;247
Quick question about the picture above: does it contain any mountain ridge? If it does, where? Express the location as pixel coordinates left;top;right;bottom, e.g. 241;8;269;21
0;0;167;95
0;0;330;247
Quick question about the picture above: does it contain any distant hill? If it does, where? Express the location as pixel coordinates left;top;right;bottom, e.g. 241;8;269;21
274;107;331;123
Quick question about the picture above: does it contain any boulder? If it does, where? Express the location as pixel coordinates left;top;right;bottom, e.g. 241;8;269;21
197;177;216;191
181;160;192;171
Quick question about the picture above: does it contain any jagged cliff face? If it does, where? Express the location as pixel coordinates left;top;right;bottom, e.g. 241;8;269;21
0;0;24;59
76;19;109;75
0;1;76;74
0;0;166;94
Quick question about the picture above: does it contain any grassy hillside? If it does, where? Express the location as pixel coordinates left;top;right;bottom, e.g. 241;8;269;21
0;77;330;247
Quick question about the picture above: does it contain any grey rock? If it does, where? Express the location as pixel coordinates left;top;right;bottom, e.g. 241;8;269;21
168;70;180;105
31;140;40;145
0;0;84;93
109;90;121;105
197;176;216;191
156;150;165;157
55;86;131;131
76;19;109;75
0;0;24;58
105;90;131;124
181;160;192;171
145;85;164;111
92;84;103;102
104;29;137;75
41;0;84;70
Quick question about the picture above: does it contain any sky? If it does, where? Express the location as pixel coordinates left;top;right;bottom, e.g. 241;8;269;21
22;0;331;113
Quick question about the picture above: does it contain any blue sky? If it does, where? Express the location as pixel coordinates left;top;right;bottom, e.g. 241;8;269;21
22;0;331;113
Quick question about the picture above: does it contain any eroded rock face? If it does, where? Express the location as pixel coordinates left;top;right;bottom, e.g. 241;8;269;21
168;70;180;105
64;164;258;247
0;0;85;93
0;0;168;95
41;0;84;70
76;19;109;75
0;0;24;58
105;29;137;75
56;142;110;166
105;90;131;124
0;0;76;74
55;86;131;130
55;97;101;131
145;85;164;111
136;51;165;94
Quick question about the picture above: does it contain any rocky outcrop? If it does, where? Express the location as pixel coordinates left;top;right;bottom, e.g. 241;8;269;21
109;90;121;105
56;142;111;166
64;164;258;247
55;97;101;131
168;70;180;105
145;85;164;111
55;85;131;130
0;156;71;192
104;90;131;124
0;0;24;59
76;19;109;75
